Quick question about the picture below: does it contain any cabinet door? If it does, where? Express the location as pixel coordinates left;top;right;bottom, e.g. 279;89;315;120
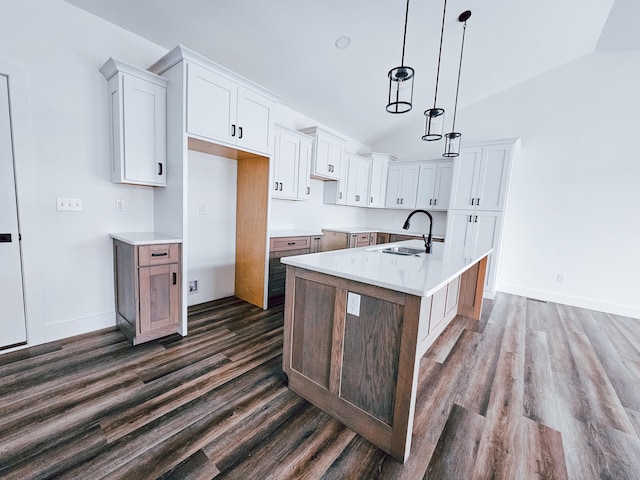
335;152;348;204
297;137;312;199
385;165;402;208
434;162;453;210
186;63;236;144
346;155;370;206
445;210;474;258
272;130;299;199
450;148;481;209
416;163;437;209
120;75;166;186
399;164;419;209
470;212;501;289
475;145;510;211
236;87;272;154
311;133;339;179
368;155;388;208
139;263;180;334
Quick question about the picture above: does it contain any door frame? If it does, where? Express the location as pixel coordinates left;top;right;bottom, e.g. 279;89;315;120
0;58;41;351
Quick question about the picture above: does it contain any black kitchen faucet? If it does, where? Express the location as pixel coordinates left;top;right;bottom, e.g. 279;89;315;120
402;209;433;253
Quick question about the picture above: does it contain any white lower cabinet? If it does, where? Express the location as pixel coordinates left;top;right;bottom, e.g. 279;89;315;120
446;210;502;293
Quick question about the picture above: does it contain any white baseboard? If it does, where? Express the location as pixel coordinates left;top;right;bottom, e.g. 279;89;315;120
44;311;117;342
497;284;640;320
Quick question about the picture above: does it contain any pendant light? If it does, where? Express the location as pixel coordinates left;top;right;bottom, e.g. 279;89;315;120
386;0;415;114
422;0;448;141
443;10;471;157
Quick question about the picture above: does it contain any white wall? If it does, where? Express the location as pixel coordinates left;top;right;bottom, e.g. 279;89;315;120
187;151;237;306
0;0;166;346
377;51;640;318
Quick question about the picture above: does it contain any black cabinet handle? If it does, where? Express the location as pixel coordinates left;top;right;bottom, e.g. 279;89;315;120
474;215;478;223
396;198;400;204
279;182;283;191
238;126;243;139
0;233;12;243
231;124;236;137
287;242;296;245
274;181;278;190
429;199;432;205
355;195;360;201
477;197;480;206
307;187;310;195
339;192;343;199
172;272;177;285
434;199;437;205
471;198;475;205
158;163;163;175
151;252;168;257
469;215;472;222
370;196;373;203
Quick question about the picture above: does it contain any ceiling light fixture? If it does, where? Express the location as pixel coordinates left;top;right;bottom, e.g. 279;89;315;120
443;10;471;158
335;35;351;49
386;0;415;114
422;0;448;141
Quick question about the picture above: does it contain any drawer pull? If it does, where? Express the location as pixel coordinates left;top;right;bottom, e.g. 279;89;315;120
287;242;296;245
151;252;168;257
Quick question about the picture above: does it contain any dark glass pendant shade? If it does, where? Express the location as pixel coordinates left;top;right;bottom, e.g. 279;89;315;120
387;66;415;114
443;132;462;157
422;108;445;140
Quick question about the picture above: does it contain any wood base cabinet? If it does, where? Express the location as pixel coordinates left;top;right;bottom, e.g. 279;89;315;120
113;239;182;345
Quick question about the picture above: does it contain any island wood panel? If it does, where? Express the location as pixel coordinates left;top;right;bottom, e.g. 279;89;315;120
113;240;137;331
340;295;404;425
283;266;423;462
458;255;488;319
290;277;335;388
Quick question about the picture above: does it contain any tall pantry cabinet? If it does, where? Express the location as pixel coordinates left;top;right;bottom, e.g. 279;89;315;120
446;140;520;296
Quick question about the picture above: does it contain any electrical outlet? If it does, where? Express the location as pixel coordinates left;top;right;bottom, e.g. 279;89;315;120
347;292;361;316
116;199;125;212
188;280;199;294
198;203;207;215
56;197;83;211
556;274;566;284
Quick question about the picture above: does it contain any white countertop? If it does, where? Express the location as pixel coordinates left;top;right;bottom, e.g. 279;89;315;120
269;229;323;238
280;240;491;297
109;232;183;245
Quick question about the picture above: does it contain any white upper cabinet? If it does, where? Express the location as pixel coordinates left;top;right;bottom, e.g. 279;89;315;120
186;63;273;155
416;161;453;210
345;154;371;207
385;163;419;209
150;46;278;157
100;58;167;187
365;153;393;208
300;126;347;180
272;125;313;200
450;142;514;211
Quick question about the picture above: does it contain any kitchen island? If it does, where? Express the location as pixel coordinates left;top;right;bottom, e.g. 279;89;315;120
280;240;491;462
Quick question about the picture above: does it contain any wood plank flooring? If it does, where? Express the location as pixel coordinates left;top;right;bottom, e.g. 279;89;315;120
1;293;640;479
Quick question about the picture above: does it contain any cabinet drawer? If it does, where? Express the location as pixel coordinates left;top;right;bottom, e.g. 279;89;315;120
138;243;180;266
270;236;311;252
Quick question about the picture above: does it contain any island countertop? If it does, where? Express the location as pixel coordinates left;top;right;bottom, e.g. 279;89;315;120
280;239;491;297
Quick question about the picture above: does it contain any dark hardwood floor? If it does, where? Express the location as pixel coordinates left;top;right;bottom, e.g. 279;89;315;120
1;293;640;479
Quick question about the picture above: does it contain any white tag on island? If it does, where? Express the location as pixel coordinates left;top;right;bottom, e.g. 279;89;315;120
347;292;361;316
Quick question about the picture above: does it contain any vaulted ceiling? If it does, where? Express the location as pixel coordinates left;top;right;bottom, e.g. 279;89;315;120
64;0;636;146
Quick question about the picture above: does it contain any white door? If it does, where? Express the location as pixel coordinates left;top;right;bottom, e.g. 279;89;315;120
416;163;437;209
0;74;27;348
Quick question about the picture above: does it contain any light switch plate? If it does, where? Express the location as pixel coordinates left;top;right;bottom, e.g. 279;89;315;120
347;292;361;316
56;197;83;211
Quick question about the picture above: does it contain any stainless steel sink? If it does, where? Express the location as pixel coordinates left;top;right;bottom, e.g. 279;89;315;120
380;246;424;256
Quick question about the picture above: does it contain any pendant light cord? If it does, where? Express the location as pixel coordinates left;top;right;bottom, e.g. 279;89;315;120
451;19;467;132
400;0;410;66
432;0;447;108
